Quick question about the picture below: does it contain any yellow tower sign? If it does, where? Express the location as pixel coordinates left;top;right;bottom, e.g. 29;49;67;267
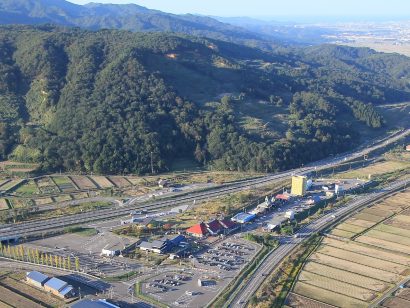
291;175;307;196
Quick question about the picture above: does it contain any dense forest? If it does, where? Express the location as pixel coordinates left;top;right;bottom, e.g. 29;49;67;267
0;25;409;174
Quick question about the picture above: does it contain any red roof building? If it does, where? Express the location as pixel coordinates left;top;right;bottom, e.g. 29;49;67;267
186;222;208;238
219;218;236;230
206;220;224;235
275;194;290;201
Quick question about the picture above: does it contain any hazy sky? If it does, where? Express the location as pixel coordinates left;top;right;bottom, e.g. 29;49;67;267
68;0;410;18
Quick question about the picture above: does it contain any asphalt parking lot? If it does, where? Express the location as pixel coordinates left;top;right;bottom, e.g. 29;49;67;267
142;238;260;307
23;232;140;276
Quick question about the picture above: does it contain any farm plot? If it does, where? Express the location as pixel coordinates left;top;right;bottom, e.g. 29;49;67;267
316;245;408;274
0;179;24;191
310;252;400;282
333;222;367;234
361;207;394;218
364;229;410;246
385;215;410;230
72;192;89;199
353;212;386;223
51;176;77;192
35;177;59;194
303;261;389;292
0;199;9;210
91;176;114;188
356;236;410;255
344;217;376;228
34;197;53;206
70;176;97;190
0;286;42;308
298;271;376;302
127;177;143;185
286;292;337;308
329;228;356;238
396;288;410;301
108;176;132;188
293;282;368;308
53;194;72;202
14;181;38;196
8;199;28;209
1;276;63;307
322;237;410;266
381;296;410;308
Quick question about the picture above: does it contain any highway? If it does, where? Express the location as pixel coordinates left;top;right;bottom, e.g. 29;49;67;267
0;128;409;241
230;178;410;307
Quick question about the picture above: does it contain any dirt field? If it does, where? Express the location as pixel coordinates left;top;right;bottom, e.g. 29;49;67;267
303;262;388;292
329;228;356;238
293;282;368;308
353;212;386;223
375;224;410;238
1;276;63;307
108;177;132;188
54;195;73;202
362;207;394;218
70;176;97;190
356;235;410;255
316;245;407;274
364;229;410;246
0;285;43;308
334;222;367;234
310;252;400;282
323;237;410;266
343;217;376;228
286;292;338;308
382;296;410;308
299;271;376;301
91;176;114;188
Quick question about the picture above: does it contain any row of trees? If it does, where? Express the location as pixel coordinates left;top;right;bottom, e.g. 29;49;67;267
0;243;80;271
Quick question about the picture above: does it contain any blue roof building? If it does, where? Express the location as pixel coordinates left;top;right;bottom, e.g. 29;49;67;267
71;299;120;308
26;271;50;288
231;212;256;224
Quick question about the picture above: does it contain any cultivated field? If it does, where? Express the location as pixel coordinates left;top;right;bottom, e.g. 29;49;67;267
91;176;114;188
51;176;77;192
70;176;97;190
336;160;410;179
289;189;410;308
108;176;132;188
34;197;54;206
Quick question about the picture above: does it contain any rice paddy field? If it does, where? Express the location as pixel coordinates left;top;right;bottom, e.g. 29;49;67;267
91;176;114;188
70;176;97;190
288;189;410;308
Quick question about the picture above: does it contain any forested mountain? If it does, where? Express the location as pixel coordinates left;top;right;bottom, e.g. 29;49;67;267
0;25;409;174
0;0;276;48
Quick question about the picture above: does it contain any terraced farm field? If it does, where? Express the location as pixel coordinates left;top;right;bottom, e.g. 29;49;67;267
70;176;97;190
288;189;410;308
0;199;9;210
91;176;114;188
109;176;132;188
51;176;77;192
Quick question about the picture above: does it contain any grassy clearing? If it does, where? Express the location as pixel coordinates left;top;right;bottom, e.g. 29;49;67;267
335;160;410;180
15;181;38;196
51;176;73;185
64;226;98;236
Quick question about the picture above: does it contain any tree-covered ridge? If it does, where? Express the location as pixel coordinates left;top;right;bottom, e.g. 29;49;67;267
0;26;409;174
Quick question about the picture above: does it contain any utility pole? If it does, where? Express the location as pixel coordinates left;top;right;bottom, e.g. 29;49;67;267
150;152;154;174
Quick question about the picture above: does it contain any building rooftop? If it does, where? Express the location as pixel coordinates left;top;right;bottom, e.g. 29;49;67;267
26;271;49;284
186;222;208;235
206;219;224;233
219;218;236;229
60;285;74;296
71;299;120;308
44;277;67;291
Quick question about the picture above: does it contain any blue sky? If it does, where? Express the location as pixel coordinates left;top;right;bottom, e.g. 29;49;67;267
68;0;410;18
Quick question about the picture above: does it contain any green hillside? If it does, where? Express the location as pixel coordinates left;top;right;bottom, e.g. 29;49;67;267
0;25;409;174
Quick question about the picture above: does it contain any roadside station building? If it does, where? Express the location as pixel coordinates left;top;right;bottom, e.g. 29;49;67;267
26;271;49;288
44;277;74;299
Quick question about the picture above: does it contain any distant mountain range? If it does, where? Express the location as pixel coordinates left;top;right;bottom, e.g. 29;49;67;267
0;0;284;48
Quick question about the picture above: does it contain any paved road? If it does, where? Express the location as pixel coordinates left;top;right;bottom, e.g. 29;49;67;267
231;178;410;307
0;128;409;241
